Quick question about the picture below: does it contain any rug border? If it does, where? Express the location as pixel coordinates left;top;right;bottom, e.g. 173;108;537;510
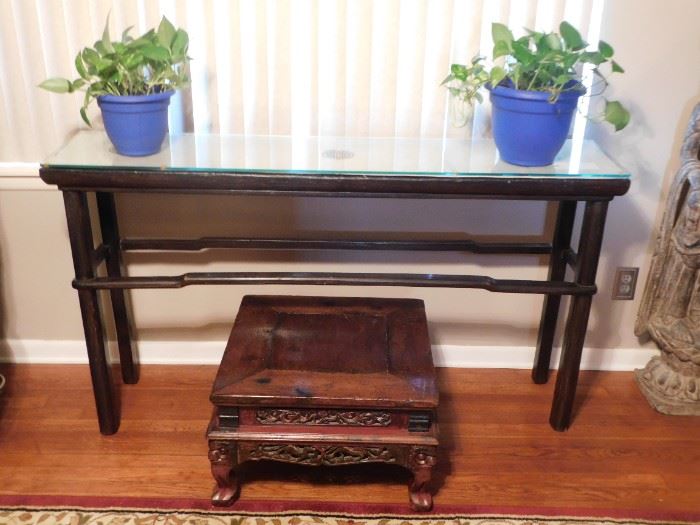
0;495;698;524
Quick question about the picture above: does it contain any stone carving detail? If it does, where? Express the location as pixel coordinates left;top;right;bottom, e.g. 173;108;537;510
256;408;392;426
243;443;397;466
635;103;700;415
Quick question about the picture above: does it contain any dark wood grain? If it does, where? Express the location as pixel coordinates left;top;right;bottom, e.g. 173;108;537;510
120;237;553;255
71;272;597;295
62;191;119;435
39;167;630;199
550;200;609;431
532;200;578;383
96;192;138;385
211;296;438;409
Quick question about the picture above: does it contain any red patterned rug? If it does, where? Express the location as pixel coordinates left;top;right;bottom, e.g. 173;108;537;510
0;496;698;525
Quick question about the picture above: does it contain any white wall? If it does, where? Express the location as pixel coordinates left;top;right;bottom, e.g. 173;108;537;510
1;0;698;368
587;0;700;348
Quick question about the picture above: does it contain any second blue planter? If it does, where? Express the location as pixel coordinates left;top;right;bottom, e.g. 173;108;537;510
98;91;174;157
489;84;582;167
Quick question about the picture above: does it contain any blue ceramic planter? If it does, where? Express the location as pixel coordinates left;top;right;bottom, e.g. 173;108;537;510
97;91;174;156
489;84;583;167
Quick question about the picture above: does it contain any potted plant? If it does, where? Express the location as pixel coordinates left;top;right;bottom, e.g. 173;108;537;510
40;16;190;157
442;21;629;166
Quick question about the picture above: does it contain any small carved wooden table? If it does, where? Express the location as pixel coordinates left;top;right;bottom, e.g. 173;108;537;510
207;295;439;511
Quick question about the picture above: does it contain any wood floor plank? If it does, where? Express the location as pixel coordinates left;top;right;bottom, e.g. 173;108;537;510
0;364;698;513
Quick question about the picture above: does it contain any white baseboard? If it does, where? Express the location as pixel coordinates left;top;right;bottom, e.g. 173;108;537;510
0;339;658;370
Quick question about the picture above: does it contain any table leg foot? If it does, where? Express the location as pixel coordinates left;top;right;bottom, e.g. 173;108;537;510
209;442;239;506
549;413;569;432
408;447;436;512
211;483;239;507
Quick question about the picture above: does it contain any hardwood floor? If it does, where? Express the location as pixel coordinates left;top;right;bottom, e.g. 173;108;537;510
0;364;698;513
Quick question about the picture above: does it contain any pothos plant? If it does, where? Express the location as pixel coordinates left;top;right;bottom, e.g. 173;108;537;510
442;21;630;131
39;16;190;125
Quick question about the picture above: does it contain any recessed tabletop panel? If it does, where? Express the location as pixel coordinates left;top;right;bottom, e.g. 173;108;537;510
211;295;438;408
44;131;628;179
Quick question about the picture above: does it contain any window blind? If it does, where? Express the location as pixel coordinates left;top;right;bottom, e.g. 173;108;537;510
0;0;602;162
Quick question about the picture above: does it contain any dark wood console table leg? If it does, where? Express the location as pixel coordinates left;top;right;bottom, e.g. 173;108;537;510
96;192;138;384
532;200;577;384
63;191;120;435
550;200;609;431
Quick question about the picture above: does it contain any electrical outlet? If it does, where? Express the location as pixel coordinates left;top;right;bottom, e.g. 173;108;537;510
612;267;639;300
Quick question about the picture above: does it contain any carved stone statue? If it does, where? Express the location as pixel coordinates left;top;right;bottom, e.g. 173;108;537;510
635;103;700;415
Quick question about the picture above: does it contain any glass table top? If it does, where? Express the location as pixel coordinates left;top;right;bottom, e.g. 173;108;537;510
43;131;628;179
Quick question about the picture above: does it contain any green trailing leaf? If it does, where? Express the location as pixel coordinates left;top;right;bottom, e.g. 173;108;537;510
94;40;109;56
171;29;189;59
511;41;535;65
71;79;86;91
493;40;511;59
492;23;513;49
604;100;630;131
121;26;134;43
157;16;176;48
611;60;625;73
94;56;114;73
544;33;562;51
451;63;468;80
82;47;101;67
38;78;72;93
141;44;170;62
559;21;585;50
580;51;605;65
598;40;614;58
80;106;91;126
123;53;144;70
440;73;454;86
101;14;114;54
555;74;571;86
75;53;88;79
129;35;153;48
490;66;506;87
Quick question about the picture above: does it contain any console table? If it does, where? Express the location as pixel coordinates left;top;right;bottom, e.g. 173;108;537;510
40;132;630;436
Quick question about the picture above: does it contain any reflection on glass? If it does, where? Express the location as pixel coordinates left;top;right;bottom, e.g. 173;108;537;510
448;95;475;129
44;131;628;179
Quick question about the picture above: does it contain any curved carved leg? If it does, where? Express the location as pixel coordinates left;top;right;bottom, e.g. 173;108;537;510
208;441;239;506
407;447;437;512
